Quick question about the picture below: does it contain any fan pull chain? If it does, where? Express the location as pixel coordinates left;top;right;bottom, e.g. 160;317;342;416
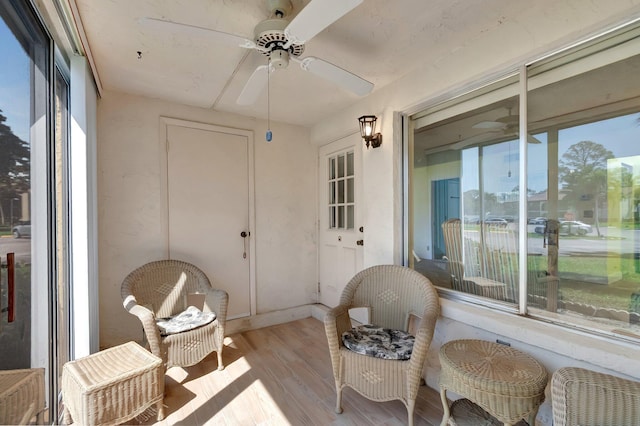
266;57;273;142
508;141;512;178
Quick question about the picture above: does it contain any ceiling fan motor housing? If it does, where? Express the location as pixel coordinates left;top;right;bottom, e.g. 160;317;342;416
254;18;304;60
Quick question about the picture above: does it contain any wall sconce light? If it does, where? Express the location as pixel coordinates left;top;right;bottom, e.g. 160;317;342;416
358;115;382;149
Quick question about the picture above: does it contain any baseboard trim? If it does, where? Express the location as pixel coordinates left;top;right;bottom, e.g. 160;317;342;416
226;304;329;335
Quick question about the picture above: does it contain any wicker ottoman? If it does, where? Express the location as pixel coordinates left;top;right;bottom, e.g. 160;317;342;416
0;368;45;425
62;341;164;425
439;340;548;426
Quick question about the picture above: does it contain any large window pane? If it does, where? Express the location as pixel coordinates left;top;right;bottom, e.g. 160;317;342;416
0;10;33;369
527;48;640;337
0;1;54;422
410;80;522;305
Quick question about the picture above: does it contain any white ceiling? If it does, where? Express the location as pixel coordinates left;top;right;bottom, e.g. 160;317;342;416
74;0;548;127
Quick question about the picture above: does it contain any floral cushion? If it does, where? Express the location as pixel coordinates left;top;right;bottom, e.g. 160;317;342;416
156;306;216;336
341;324;415;360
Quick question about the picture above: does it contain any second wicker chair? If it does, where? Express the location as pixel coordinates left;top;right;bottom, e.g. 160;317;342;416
121;259;228;371
324;265;440;426
551;366;640;426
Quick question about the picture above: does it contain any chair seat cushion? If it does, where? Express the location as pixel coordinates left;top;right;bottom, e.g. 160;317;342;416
342;324;415;360
156;306;216;336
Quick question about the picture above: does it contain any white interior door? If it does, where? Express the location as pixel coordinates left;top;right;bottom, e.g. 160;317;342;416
318;134;364;310
164;119;254;319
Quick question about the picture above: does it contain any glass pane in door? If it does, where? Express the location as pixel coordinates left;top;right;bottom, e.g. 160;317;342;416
328;150;356;230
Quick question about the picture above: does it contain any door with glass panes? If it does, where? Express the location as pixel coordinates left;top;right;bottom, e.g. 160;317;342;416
319;134;363;309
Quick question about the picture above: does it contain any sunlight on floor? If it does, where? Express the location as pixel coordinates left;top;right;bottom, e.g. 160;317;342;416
133;318;444;425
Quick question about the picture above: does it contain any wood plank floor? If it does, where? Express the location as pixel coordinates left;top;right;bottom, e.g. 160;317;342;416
135;317;445;425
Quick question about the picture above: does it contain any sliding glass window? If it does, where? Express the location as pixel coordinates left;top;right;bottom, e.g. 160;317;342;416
408;21;640;340
0;1;69;423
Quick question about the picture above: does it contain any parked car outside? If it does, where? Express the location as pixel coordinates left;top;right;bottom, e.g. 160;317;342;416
464;215;480;224
12;222;31;238
484;218;508;227
533;220;592;236
559;220;592;235
528;217;547;225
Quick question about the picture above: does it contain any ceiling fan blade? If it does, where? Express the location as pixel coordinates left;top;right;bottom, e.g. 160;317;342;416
496;130;544;144
453;128;542;151
473;113;519;129
237;65;273;105
284;0;363;45
472;121;507;130
527;134;543;144
139;17;257;49
295;57;373;96
451;132;498;149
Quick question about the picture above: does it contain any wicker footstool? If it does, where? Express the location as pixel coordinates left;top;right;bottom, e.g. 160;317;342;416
0;368;45;425
439;339;548;426
62;341;164;425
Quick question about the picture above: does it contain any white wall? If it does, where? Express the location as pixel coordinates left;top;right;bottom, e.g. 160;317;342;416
98;90;317;348
311;2;640;425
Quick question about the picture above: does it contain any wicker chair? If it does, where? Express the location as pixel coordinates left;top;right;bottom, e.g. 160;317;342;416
324;265;440;426
0;368;45;425
121;259;228;370
551;367;640;426
441;218;516;301
441;218;554;308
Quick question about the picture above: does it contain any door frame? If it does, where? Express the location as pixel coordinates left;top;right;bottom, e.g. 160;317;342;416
431;178;460;259
158;117;256;316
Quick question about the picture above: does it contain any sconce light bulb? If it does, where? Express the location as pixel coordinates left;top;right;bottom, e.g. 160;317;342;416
364;125;373;137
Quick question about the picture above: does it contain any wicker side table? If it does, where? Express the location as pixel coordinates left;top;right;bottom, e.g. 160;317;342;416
439;339;548;426
62;341;164;425
0;368;45;425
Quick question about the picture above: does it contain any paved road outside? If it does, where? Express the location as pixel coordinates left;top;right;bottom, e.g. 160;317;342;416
0;237;31;264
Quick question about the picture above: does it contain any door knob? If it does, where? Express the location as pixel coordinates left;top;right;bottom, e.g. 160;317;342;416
240;231;250;259
356;240;364;246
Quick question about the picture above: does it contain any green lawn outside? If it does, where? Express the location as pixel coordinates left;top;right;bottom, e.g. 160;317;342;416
553;256;639;311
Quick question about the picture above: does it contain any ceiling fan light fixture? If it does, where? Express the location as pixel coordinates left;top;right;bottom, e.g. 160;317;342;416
270;49;289;68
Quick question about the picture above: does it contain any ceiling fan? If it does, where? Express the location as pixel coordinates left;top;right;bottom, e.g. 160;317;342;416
139;0;373;106
453;108;542;149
